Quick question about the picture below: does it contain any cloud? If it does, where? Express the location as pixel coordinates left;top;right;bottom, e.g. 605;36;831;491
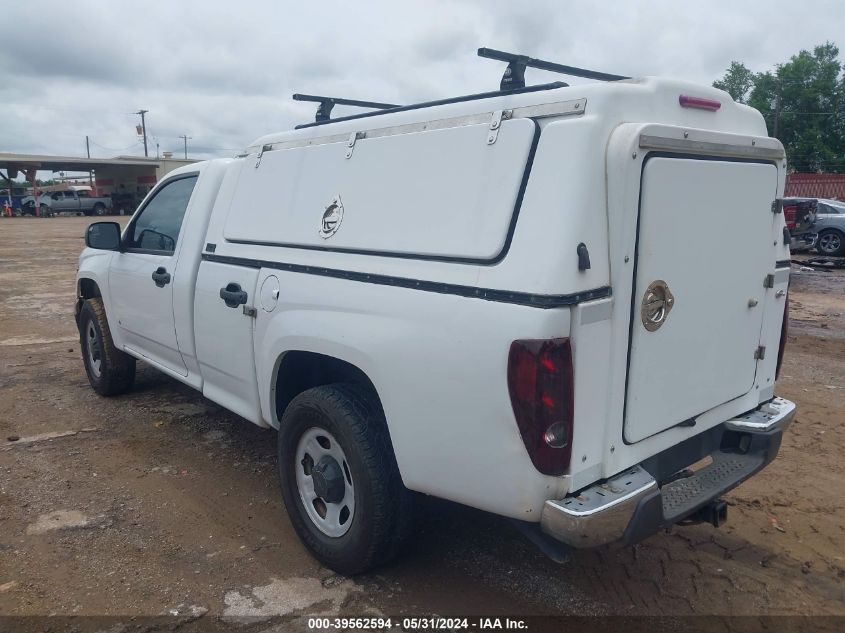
1;0;842;173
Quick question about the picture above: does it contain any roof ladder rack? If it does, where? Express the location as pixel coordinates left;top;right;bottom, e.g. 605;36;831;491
292;93;401;123
477;47;629;91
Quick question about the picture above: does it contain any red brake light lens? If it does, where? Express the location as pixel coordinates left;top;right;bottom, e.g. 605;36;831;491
507;338;574;476
783;204;798;230
679;94;721;111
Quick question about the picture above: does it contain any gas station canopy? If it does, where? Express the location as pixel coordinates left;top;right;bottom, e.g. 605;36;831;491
0;152;179;174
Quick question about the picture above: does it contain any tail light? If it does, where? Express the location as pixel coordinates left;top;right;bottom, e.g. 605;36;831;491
783;204;797;230
507;338;574;476
776;294;789;380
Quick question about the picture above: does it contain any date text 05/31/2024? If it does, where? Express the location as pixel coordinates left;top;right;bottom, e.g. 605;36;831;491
307;617;529;630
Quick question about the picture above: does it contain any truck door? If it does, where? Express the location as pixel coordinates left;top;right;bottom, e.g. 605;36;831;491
624;157;778;443
50;192;68;212
193;260;261;424
66;191;80;212
109;174;198;376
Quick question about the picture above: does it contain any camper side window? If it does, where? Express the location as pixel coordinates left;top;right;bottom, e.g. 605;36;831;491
124;175;197;254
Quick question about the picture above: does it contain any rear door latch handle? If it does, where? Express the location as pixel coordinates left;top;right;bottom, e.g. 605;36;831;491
219;283;248;308
151;267;171;287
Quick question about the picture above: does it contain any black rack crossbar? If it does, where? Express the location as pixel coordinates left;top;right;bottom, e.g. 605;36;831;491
293;93;402;123
478;47;629;87
294;81;567;130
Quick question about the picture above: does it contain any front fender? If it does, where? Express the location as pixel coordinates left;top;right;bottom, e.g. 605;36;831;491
76;249;121;345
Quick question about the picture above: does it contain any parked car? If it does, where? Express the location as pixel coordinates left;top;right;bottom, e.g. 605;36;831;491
781;197;818;251
110;191;139;216
22;189;112;216
18;194;52;217
813;198;845;257
75;66;794;574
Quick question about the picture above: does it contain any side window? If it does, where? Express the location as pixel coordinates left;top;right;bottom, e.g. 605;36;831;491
124;176;197;253
77;190;89;198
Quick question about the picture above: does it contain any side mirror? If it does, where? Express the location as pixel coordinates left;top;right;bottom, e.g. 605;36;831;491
85;222;121;250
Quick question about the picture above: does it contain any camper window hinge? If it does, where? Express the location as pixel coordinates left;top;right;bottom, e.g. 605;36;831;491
487;109;512;145
242;305;257;318
754;345;766;360
771;199;783;214
763;273;775;288
255;144;272;169
346;131;365;159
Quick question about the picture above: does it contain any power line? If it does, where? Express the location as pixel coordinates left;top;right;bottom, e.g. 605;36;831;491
88;139;144;152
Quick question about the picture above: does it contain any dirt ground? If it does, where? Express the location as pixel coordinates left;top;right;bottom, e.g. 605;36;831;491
0;216;843;624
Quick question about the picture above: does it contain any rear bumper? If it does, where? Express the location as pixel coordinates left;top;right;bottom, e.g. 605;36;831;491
540;397;795;548
790;232;817;251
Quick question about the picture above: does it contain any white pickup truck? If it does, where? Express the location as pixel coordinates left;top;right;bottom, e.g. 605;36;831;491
76;53;795;574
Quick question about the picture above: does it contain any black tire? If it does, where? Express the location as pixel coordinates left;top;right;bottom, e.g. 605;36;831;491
78;298;135;396
93;203;106;216
40;204;53;218
278;383;414;575
816;229;845;257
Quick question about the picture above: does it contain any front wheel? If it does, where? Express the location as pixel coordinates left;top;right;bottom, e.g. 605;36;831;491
816;229;845;257
278;383;414;575
79;298;136;396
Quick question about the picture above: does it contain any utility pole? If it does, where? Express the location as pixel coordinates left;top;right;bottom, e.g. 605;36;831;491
85;136;94;190
179;134;192;159
773;80;782;138
135;109;149;157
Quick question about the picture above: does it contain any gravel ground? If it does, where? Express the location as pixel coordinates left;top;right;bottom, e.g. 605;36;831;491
0;217;843;626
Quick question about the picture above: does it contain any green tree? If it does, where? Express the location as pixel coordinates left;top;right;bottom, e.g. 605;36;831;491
714;43;845;172
713;61;755;103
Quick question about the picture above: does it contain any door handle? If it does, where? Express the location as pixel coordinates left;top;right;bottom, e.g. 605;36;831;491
151;267;171;287
219;282;248;308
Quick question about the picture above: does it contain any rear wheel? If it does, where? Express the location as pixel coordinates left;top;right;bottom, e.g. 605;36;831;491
79;298;135;396
816;229;845;257
92;203;106;216
278;383;414;575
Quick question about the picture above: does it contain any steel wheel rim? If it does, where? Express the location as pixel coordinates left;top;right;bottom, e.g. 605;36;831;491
819;233;841;253
86;322;102;378
295;427;355;537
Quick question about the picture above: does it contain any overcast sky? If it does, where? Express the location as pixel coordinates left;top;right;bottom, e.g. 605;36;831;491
1;0;843;170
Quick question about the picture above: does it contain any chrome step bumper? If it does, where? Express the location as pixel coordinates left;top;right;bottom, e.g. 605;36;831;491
540;398;795;548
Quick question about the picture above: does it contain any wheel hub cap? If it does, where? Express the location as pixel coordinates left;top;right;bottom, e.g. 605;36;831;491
311;455;345;503
294;427;355;537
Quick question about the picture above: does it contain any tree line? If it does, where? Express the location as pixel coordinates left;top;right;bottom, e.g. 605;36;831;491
713;43;844;173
